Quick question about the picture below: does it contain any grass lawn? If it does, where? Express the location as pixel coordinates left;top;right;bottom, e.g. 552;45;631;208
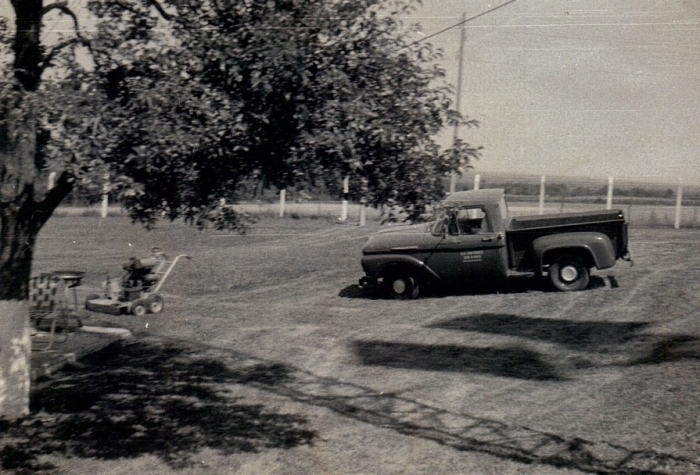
2;215;700;474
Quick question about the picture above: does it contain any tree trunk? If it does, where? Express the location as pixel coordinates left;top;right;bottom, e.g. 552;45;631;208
0;0;77;420
0;87;37;419
0;142;36;421
0;195;47;420
0;301;31;420
0;91;74;421
0;92;71;419
11;0;43;92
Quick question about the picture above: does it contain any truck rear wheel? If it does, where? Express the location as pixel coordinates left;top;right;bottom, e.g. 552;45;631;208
549;255;590;291
383;270;420;300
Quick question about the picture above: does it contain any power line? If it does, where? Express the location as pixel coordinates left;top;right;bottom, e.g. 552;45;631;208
405;0;519;48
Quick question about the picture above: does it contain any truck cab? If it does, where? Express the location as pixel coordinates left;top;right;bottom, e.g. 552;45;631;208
425;191;509;284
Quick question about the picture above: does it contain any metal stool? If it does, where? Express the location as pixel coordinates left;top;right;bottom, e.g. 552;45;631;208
29;271;84;351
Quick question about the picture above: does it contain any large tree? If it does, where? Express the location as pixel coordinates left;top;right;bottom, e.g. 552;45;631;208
0;0;480;419
177;0;481;218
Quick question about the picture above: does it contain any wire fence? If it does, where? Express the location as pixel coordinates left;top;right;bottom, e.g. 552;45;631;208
458;172;700;229
240;172;700;229
58;172;700;229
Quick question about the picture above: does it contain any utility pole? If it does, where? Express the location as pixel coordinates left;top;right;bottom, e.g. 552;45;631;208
449;13;466;195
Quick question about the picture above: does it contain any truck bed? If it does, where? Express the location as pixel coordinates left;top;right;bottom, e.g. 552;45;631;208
505;209;628;271
507;209;625;231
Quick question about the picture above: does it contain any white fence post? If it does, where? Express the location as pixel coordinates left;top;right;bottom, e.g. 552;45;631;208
48;171;56;191
539;175;546;215
101;194;109;218
674;178;683;229
101;174;109;218
279;189;286;218
473;174;481;190
606;176;614;210
341;176;349;221
359;202;367;226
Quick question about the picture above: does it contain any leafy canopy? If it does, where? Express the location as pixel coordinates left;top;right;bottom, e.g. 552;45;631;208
38;0;481;226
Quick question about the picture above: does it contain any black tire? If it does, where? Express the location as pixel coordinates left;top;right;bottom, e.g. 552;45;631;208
132;301;147;316
148;295;164;314
383;270;420;300
549;255;590;291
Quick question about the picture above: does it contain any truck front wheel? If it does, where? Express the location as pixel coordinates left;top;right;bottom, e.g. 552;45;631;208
549;256;590;291
383;270;420;300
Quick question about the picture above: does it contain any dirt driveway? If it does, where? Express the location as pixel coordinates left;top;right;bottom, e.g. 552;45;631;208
4;217;700;474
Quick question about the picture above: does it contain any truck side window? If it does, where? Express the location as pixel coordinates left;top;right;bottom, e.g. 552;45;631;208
457;207;490;234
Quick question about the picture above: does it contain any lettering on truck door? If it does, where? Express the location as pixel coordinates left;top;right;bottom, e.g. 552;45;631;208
425;206;507;282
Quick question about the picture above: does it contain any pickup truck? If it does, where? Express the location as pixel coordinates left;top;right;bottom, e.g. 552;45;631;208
359;189;631;299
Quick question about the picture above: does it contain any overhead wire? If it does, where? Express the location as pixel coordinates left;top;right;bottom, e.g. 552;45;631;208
404;0;519;48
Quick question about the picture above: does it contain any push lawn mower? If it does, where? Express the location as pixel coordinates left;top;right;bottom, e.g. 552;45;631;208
85;247;190;316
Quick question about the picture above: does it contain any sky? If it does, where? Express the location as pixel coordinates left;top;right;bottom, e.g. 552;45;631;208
1;0;699;185
401;0;700;184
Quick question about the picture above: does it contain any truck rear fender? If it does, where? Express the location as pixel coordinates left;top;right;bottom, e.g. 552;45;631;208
533;232;616;274
362;254;442;283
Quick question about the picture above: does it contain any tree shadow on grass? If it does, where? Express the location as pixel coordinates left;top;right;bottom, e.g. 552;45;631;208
428;313;652;352
429;314;700;368
6;338;696;475
1;341;314;473
353;340;563;381
628;335;700;365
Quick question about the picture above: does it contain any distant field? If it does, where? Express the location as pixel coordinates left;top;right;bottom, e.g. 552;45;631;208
12;215;700;474
56;198;700;228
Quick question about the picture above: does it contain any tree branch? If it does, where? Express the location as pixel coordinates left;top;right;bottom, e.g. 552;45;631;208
42;37;87;71
42;2;80;26
42;1;68;15
145;0;173;21
40;2;96;72
34;170;73;227
42;2;85;42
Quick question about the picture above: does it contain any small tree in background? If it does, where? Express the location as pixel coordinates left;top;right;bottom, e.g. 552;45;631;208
0;0;479;419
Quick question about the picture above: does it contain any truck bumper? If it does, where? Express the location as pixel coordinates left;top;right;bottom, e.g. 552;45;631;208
622;250;634;266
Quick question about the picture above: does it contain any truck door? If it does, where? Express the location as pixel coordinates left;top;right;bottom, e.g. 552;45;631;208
425;206;508;283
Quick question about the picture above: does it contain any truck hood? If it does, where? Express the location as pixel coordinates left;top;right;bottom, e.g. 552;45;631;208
362;223;432;254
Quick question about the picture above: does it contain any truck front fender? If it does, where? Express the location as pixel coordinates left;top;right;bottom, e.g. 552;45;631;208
533;232;616;273
361;254;442;283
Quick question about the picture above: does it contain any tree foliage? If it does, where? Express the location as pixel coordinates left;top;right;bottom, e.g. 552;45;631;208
52;0;480;225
